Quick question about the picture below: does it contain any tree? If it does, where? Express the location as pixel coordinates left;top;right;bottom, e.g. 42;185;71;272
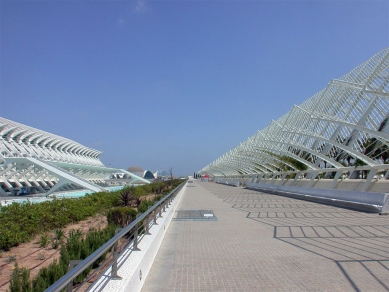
120;189;134;206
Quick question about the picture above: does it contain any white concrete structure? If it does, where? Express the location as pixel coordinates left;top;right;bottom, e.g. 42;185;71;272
0;117;149;196
199;48;389;192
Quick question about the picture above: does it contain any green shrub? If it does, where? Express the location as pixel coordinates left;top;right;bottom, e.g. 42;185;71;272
134;187;147;198
119;189;134;206
30;224;117;291
38;233;49;248
137;200;154;214
0;180;184;250
31;258;67;292
0;191;119;250
9;263;32;292
106;207;137;227
6;181;185;291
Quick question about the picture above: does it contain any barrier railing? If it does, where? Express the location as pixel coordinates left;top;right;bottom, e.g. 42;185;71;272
46;181;186;292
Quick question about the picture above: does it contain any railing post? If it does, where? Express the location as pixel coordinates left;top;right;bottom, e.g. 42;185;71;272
145;214;151;235
111;228;123;280
67;260;82;292
133;216;141;251
153;210;158;225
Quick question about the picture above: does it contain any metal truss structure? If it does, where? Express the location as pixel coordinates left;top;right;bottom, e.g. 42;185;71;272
0;117;149;196
199;48;389;192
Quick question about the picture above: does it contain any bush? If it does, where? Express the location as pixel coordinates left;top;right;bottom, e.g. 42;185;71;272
9;263;32;292
0;191;118;250
31;258;67;291
0;180;184;250
134;187;147;198
119;189;134;206
137;200;154;214
28;224;117;292
38;233;49;248
106;207;137;228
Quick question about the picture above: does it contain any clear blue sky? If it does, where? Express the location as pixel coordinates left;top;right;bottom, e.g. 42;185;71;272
1;0;388;176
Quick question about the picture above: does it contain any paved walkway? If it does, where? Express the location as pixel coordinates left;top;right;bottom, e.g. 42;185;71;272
142;180;389;292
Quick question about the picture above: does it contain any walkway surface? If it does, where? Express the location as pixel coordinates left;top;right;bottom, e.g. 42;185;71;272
142;180;389;292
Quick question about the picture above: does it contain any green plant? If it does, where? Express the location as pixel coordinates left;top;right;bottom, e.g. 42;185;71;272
137;200;154;214
50;229;65;249
0;191;118;250
9;262;32;292
0;180;184;251
134;186;147;198
32;258;67;292
39;233;49;248
50;238;60;250
54;229;65;241
106;207;137;227
9;222;128;291
120;189;134;206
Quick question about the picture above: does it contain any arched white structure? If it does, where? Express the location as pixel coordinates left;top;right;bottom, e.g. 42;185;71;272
0;117;103;166
199;48;389;192
0;117;149;196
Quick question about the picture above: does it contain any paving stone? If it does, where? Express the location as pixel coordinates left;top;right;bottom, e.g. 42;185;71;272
142;181;389;292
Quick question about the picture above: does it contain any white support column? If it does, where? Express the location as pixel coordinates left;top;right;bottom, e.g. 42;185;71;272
361;169;378;192
330;171;343;189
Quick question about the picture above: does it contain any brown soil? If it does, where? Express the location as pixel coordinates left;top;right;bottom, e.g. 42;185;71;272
0;214;108;292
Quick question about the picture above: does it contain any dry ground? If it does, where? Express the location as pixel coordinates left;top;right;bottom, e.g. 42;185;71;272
0;214;108;292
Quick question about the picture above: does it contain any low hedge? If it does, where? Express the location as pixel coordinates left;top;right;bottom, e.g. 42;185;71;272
0;179;184;250
0;191;118;250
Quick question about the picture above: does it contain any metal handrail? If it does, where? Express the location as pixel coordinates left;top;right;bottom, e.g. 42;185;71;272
46;181;186;292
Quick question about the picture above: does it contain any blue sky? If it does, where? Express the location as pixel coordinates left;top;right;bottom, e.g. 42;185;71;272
1;0;388;176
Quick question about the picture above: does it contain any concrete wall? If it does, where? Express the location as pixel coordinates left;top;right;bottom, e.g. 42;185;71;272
215;178;389;213
256;178;389;193
245;182;389;213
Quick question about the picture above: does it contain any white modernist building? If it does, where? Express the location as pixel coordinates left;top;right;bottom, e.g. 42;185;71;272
0;117;149;196
199;48;389;192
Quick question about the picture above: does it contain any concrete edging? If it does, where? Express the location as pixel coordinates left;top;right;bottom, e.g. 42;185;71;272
245;182;389;213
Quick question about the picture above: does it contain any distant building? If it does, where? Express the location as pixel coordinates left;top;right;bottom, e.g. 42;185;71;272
127;166;157;181
0;117;150;196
